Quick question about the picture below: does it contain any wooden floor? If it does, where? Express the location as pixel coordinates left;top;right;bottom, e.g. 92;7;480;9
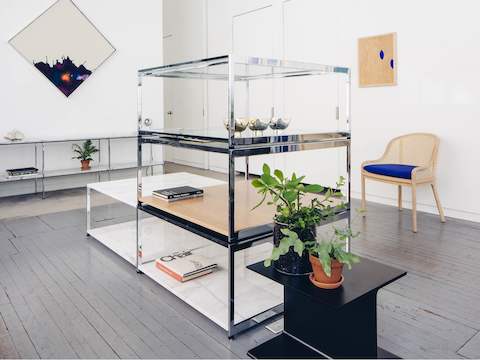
0;194;479;358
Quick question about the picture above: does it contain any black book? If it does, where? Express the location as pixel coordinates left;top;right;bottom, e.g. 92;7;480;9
152;186;204;200
6;167;39;177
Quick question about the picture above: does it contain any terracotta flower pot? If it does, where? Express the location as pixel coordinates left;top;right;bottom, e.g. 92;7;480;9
309;254;344;289
81;160;91;171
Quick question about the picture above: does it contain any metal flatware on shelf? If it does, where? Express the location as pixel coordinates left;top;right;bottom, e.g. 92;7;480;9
269;117;291;131
223;118;249;133
248;118;270;133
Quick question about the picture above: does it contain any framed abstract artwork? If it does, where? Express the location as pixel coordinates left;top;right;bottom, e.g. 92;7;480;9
9;0;115;97
358;32;397;87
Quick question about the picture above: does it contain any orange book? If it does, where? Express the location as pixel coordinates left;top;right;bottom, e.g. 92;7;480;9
155;254;217;282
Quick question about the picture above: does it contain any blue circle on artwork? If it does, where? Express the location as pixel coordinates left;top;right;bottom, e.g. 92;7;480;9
379;50;385;60
390;59;394;69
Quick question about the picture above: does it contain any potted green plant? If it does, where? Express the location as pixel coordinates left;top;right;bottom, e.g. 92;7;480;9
72;139;98;170
278;225;360;288
252;164;344;275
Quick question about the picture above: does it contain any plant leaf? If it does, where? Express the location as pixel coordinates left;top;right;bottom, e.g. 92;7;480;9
319;252;332;277
293;239;304;256
274;169;284;181
261;173;276;186
251;178;263;188
278;238;291;254
283;190;297;203
262;163;271;176
304;184;323;193
271;247;281;261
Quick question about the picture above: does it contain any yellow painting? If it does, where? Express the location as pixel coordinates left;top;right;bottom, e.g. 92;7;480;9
358;32;397;87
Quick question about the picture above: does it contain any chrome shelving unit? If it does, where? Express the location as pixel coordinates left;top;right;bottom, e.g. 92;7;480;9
136;54;351;338
0;134;161;198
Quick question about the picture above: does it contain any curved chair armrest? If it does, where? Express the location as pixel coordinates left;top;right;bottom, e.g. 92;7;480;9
411;166;434;182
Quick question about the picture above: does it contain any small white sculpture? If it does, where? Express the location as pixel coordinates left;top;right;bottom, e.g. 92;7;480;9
4;129;25;141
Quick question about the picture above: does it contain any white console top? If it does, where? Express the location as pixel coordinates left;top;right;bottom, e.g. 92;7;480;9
87;172;224;207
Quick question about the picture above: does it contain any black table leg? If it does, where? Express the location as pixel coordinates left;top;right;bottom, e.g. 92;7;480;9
284;286;378;358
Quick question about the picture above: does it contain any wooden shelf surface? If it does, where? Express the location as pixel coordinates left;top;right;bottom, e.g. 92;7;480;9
140;181;343;236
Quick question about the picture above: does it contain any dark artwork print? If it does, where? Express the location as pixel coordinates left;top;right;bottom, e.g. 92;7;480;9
34;56;92;97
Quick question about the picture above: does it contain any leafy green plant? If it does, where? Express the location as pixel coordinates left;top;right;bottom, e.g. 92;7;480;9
72;140;98;161
263;227;305;267
251;164;345;231
253;163;361;276
266;210;363;276
305;224;361;277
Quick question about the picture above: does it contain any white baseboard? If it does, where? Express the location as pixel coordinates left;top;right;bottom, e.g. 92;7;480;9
352;191;480;223
170;158;207;170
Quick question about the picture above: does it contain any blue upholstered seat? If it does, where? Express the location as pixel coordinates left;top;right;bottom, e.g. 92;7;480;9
363;164;417;179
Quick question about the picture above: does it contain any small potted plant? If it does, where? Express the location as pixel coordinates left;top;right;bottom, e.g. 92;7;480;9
72;139;98;170
279;225;360;289
252;164;344;275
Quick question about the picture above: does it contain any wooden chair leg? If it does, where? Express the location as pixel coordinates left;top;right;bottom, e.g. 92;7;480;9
431;183;446;223
361;174;366;214
398;185;402;211
411;183;417;233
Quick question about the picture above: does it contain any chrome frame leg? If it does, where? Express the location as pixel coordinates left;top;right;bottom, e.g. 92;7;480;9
345;71;352;253
136;77;143;273
228;244;235;338
227;54;236;338
86;187;91;236
244;156;250;180
150;143;154;176
227;151;236;338
41;143;46;199
97;139;101;182
107;138;112;181
346;140;351;252
34;144;38;194
136;206;142;273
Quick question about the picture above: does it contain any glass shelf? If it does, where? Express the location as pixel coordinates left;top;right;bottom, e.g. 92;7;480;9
139;55;349;81
140;128;350;154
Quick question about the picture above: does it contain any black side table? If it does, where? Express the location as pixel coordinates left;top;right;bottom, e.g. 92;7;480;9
247;257;406;359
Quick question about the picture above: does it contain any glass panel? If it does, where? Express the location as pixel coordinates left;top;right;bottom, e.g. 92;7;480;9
139;55;348;81
143;57;349;146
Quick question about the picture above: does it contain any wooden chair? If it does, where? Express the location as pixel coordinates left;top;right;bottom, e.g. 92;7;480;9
361;133;445;232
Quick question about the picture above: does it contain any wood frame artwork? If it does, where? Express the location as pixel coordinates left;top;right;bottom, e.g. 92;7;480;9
358;32;397;87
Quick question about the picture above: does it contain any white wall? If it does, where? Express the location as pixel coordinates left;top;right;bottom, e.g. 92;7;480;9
0;0;164;196
163;0;480;223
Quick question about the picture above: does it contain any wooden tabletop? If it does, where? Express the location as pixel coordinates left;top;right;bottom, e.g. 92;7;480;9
140;180;343;236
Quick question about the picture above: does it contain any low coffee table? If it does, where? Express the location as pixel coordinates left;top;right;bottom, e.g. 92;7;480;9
247;257;406;359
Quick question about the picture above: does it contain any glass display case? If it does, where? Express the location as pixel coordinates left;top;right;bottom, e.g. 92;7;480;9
136;54;351;337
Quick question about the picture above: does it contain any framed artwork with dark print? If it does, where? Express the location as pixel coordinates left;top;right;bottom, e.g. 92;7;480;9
9;0;115;97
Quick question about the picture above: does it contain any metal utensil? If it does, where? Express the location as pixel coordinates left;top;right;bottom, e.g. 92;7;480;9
223;118;249;133
269;117;291;130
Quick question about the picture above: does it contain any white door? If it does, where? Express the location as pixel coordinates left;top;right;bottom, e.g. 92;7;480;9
281;0;346;188
163;0;208;169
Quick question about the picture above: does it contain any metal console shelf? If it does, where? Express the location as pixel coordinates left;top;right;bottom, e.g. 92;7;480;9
136;55;351;338
0;134;162;198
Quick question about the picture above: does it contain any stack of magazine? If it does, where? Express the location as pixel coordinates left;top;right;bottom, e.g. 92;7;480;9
152;186;203;202
155;249;217;282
